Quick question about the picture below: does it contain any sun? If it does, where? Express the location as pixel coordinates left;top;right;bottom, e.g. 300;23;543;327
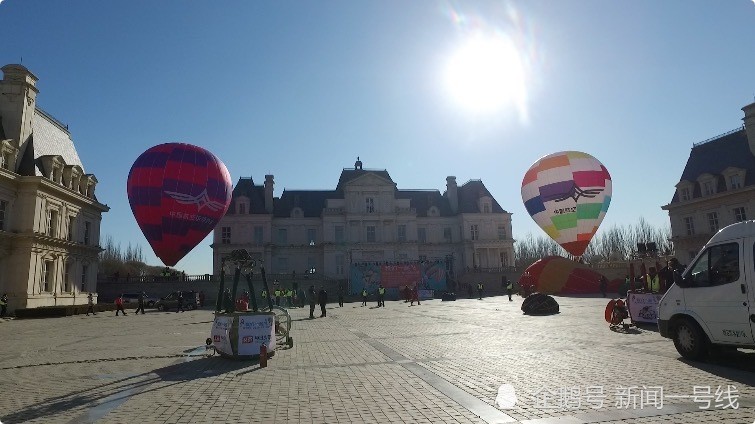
444;34;527;116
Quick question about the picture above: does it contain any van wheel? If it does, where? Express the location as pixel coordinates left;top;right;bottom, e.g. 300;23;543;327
672;318;708;361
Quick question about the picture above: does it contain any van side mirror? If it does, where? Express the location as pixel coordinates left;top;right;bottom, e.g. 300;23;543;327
673;272;689;288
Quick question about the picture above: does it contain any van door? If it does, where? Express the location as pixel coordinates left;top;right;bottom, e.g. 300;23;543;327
683;240;754;345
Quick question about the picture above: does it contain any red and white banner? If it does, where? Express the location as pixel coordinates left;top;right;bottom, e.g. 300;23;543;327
211;316;233;355
237;314;276;356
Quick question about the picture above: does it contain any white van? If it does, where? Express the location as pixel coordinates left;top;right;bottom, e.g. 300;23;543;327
658;220;755;360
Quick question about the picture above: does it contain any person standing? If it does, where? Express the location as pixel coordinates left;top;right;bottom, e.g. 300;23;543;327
176;292;185;313
377;284;385;307
361;288;368;307
0;293;7;318
404;286;411;303
115;294;127;316
599;276;608;298
134;292;146;315
506;279;514;301
274;287;281;306
410;284;420;306
646;268;660;293
477;282;484;300
318;286;328;317
86;292;96;316
338;287;344;307
308;285;317;319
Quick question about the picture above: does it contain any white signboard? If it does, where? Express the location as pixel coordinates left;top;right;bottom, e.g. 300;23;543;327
237;314;276;356
211;316;234;355
627;293;664;323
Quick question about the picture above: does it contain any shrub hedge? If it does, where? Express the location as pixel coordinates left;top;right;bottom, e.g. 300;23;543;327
14;303;118;319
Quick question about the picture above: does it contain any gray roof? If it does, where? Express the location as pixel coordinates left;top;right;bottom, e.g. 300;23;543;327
18;108;85;177
457;180;507;213
229;178;268;214
670;127;754;203
336;169;394;191
274;190;340;218
396;190;454;217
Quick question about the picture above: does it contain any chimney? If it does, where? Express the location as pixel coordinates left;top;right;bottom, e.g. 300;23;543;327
446;176;458;214
264;174;274;213
743;102;755;156
0;64;39;148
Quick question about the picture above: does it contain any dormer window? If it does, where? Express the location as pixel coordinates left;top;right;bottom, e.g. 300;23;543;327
702;180;714;196
0;141;18;172
483;203;491;213
291;207;303;218
730;174;742;189
238;203;246;214
680;187;690;201
428;206;439;217
696;174;717;197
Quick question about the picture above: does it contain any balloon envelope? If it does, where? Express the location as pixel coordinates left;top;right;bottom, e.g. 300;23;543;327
127;143;232;266
521;151;611;257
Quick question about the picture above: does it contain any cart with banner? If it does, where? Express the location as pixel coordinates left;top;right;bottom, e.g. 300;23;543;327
625;290;664;325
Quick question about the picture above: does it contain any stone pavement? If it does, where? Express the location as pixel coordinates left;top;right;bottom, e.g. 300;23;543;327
0;295;754;424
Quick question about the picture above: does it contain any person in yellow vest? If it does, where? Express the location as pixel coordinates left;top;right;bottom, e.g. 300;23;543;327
377;285;386;307
274;288;281;306
361;288;368;307
646;267;660;293
285;289;293;307
477;282;484;300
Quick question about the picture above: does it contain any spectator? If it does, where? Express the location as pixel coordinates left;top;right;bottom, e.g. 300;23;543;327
308;285;317;319
86;293;96;316
318;286;328;317
115;294;127;316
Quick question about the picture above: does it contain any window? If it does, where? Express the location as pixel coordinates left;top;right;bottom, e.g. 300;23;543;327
397;225;406;242
238;203;246;214
67;216;75;241
734;207;747;222
483;203;491;213
443;227;452;242
497;225;507;240
365;197;375;213
500;252;508;266
702;181;715;196
0;200;6;231
684;217;695;236
221;227;231;244
366;226;376;242
254;226;263;246
277;228;288;244
277;257;289;273
687;242;739;287
730;174;742;189
307;228;317;245
707;212;719;233
64;263;72;292
0;152;10;170
81;264;88;291
42;260;53;292
335;254;345;275
307;257;316;273
334;226;344;243
680;187;690;201
47;209;59;237
84;221;91;245
470;224;479;240
417;228;427;243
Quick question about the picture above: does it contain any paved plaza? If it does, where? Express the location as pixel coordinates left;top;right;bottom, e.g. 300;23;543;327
1;295;754;424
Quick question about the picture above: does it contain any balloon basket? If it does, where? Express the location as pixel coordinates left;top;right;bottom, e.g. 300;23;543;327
209;311;276;360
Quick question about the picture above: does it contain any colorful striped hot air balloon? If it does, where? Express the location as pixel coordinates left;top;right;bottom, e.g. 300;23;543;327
127;143;232;266
521;151;612;258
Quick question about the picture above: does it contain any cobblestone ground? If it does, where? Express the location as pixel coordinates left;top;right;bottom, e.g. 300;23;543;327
1;295;754;423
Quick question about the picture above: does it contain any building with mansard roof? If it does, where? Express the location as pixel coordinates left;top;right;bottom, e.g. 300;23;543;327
0;64;109;312
662;101;755;262
212;158;514;289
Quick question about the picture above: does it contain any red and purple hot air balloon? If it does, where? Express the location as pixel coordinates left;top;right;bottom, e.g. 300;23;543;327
127;143;232;266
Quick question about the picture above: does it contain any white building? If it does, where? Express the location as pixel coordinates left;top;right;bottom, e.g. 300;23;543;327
662;101;755;262
0;64;109;312
212;158;514;287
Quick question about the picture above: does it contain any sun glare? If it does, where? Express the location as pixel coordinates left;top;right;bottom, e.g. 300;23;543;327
444;34;527;117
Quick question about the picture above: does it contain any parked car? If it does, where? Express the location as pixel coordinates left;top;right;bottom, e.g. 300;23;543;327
155;291;200;311
121;293;158;307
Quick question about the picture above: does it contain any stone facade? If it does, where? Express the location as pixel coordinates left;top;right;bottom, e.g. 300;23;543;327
662;101;755;262
0;64;109;312
212;159;514;284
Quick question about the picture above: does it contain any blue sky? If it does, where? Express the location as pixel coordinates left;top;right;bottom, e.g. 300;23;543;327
1;0;754;275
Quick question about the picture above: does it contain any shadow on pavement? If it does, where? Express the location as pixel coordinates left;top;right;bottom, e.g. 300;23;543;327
0;356;256;423
680;349;755;386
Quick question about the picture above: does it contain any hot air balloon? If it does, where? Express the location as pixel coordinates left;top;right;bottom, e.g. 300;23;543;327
127;143;232;266
521;151;611;258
